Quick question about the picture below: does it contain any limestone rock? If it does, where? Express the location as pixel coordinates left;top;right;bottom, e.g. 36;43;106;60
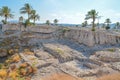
90;51;120;62
111;62;120;71
43;43;85;63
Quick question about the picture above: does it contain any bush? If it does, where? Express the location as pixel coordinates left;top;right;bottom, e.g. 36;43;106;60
107;48;116;52
106;26;110;30
11;54;21;63
0;64;3;69
61;27;70;33
91;28;95;31
0;69;7;78
1;20;7;24
55;48;64;55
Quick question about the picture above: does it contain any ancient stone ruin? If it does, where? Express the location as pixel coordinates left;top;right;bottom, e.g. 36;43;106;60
0;25;120;80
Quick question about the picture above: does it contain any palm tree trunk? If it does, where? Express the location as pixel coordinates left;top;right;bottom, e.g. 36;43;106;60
93;21;95;29
34;19;35;25
107;23;109;28
5;16;7;24
28;13;30;20
92;16;95;31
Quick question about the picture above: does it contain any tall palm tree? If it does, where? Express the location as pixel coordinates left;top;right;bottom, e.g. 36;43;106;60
85;9;98;31
115;22;120;29
20;3;32;20
105;18;111;30
81;21;87;27
54;19;58;26
0;6;14;24
19;16;24;23
30;10;40;24
84;20;88;27
46;20;50;25
19;16;24;31
81;22;85;27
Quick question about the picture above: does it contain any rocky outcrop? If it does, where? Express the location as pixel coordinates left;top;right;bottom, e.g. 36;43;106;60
62;28;120;46
2;25;120;47
43;43;86;63
90;51;120;62
111;62;120;71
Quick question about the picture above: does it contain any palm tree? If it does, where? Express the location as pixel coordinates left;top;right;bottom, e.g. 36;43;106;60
81;22;85;27
20;3;32;20
81;21;87;27
115;22;120;29
30;10;40;25
0;6;14;24
19;16;24;31
46;20;50;25
85;9;98;31
54;19;58;26
84;21;88;27
105;18;111;30
19;16;24;23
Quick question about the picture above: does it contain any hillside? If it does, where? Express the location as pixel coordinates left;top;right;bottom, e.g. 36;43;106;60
0;26;120;80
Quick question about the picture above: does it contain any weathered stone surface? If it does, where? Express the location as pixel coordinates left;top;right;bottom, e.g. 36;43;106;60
83;63;100;69
59;60;99;77
63;29;120;46
43;43;86;63
111;62;120;71
31;66;61;80
19;50;58;69
2;25;120;46
90;51;120;62
1;27;120;80
95;67;119;77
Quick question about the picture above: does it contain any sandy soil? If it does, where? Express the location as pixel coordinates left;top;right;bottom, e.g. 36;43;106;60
42;73;83;80
97;73;120;80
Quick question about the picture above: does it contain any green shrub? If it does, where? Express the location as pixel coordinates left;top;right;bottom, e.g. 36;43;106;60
0;64;3;69
107;48;116;52
61;27;70;33
91;28;95;31
55;48;64;55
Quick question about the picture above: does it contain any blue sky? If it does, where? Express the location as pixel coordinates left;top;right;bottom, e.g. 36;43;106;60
0;0;120;24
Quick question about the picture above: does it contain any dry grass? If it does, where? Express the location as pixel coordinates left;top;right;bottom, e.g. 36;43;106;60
9;70;19;79
12;54;21;62
97;73;120;80
0;69;7;78
42;73;83;80
24;49;34;55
